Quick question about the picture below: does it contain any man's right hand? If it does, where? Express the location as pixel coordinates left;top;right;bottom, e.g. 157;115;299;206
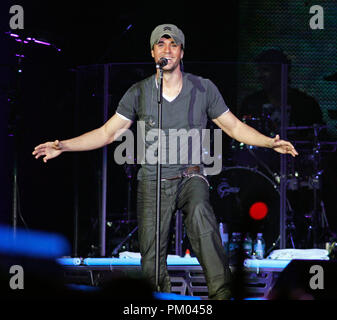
32;114;133;163
32;140;63;163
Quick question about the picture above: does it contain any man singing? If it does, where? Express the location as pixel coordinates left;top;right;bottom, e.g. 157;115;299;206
33;24;298;299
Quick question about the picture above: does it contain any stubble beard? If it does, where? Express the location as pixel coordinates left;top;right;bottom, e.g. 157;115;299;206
163;59;181;74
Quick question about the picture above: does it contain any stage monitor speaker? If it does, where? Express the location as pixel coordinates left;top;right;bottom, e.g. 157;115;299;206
267;259;337;300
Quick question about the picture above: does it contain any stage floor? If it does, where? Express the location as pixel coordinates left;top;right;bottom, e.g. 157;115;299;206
57;256;290;299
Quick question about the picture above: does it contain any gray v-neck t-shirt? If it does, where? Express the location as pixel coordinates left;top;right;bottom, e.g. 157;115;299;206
116;72;229;180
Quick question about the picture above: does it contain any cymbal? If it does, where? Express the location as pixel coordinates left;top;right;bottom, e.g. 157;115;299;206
292;140;337;145
287;125;327;130
291;140;337;153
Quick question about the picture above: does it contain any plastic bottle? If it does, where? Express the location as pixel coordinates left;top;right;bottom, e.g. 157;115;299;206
219;223;229;255
184;249;191;258
243;233;253;258
253;233;265;259
229;232;241;264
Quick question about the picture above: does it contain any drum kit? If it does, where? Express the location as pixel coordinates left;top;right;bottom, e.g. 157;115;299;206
112;116;336;256
209;116;337;253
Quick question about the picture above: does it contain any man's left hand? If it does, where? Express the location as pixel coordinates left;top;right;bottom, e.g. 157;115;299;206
271;134;299;157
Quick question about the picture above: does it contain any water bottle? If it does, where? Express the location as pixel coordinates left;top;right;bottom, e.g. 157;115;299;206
243;233;253;258
184;249;191;258
253;233;265;259
229;232;241;264
219;223;229;255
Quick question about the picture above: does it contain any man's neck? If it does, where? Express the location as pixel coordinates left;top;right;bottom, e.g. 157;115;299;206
156;68;183;89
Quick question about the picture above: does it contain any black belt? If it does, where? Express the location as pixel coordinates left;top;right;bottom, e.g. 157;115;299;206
161;166;201;181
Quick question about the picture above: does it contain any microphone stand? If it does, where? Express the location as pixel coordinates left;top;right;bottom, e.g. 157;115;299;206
155;63;164;291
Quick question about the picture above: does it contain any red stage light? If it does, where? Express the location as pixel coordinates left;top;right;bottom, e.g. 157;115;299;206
249;202;268;220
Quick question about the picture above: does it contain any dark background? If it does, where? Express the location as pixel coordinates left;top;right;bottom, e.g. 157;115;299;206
0;1;239;256
0;1;336;256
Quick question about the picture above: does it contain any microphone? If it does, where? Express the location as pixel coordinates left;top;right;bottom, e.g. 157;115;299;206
156;57;168;69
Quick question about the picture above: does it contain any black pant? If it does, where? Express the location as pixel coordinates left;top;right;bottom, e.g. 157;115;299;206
137;175;231;299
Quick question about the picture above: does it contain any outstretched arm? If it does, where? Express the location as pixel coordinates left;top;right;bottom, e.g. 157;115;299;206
33;114;133;163
212;111;298;157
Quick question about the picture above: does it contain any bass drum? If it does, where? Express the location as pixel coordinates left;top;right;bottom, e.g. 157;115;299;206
210;166;280;253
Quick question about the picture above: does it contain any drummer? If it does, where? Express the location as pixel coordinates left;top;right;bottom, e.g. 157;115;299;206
239;49;324;140
237;49;329;248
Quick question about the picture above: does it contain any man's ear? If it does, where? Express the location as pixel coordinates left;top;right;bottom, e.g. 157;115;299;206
180;49;184;60
151;49;155;58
